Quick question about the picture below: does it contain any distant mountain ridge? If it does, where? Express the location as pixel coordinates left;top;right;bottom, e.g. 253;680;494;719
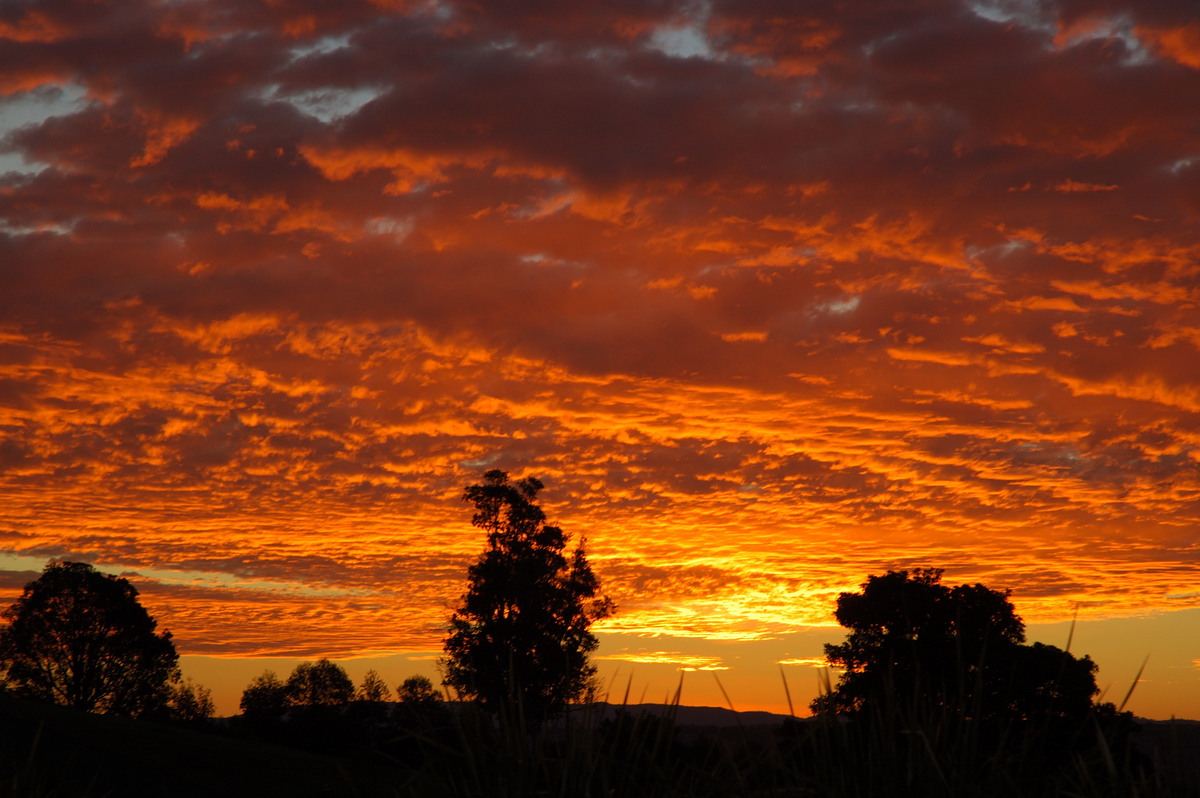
582;703;1199;728
584;702;796;728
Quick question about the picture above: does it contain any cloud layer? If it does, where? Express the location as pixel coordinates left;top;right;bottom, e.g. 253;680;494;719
2;0;1198;662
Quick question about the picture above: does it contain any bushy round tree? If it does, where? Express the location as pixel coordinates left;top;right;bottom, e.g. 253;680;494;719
398;675;442;705
812;569;1099;723
240;670;289;718
0;561;180;717
285;659;354;706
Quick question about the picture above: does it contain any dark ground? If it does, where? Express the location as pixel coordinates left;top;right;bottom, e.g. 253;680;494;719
2;696;1197;798
0;696;406;798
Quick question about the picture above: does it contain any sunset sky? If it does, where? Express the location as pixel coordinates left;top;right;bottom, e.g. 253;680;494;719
2;0;1198;718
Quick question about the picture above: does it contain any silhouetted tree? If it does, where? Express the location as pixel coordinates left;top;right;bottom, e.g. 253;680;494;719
398;674;442;705
285;658;354;706
443;470;613;724
357;669;391;702
0;561;180;717
240;670;288;718
168;677;215;722
812;569;1099;724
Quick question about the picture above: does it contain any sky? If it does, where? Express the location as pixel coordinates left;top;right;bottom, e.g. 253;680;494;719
1;0;1198;718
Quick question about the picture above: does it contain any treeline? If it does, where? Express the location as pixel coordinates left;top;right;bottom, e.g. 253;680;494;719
239;660;442;715
0;470;1195;796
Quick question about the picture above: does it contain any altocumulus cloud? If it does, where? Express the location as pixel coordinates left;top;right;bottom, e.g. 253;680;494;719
0;0;1198;660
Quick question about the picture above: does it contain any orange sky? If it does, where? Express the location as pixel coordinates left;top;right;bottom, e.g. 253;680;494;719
1;0;1198;718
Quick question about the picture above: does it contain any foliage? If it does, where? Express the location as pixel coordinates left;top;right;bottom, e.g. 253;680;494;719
285;659;355;707
0;561;180;718
239;670;289;718
812;568;1101;726
397;675;441;705
442;470;613;724
168;677;215;722
357;669;391;702
239;660;355;721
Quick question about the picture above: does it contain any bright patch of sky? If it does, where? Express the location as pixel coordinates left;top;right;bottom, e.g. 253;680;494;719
289;33;353;60
647;3;715;61
0;553;372;598
518;252;588;270
0;218;75;237
364;216;414;240
0;83;88;175
261;84;386;123
460;452;503;469
968;0;1053;30
820;295;861;315
971;0;1152;63
1054;14;1153;64
1168;156;1198;175
649;23;714;59
965;238;1030;262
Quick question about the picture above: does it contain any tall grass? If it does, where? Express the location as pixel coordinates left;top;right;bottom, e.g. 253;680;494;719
396;676;745;798
0;723;60;798
4;669;1195;797
391;667;1199;798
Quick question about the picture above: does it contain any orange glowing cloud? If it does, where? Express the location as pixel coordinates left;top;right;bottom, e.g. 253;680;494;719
130;114;199;167
2;0;1198;720
1139;23;1200;69
600;652;729;671
0;9;67;43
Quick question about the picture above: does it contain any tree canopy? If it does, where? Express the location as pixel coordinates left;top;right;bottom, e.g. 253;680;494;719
357;669;391;703
0;561;180;718
285;658;355;706
443;470;613;723
812;569;1100;723
398;675;442;705
240;670;290;718
168;677;216;722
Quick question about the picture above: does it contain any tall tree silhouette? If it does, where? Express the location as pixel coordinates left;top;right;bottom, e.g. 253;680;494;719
443;470;612;723
0;561;179;717
812;569;1099;723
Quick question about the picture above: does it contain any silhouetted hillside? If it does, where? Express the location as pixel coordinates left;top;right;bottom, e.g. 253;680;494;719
3;695;1196;798
0;696;403;798
595;702;793;728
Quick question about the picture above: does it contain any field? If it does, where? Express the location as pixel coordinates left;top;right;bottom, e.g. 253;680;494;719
2;694;1198;798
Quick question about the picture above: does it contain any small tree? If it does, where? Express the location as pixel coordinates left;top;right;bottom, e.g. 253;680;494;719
0;561;180;717
169;677;216;722
240;670;289;718
357;669;391;702
443;470;612;724
397;675;442;705
285;659;354;706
